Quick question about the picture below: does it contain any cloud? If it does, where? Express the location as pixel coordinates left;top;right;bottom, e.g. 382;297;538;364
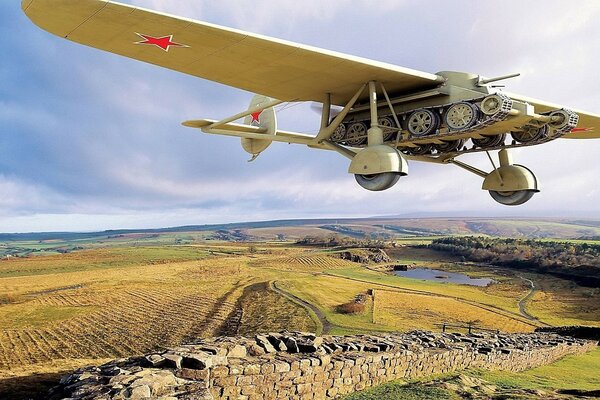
2;0;599;232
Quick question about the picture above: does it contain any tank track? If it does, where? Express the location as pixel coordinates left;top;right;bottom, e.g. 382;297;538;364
463;93;513;133
330;95;579;157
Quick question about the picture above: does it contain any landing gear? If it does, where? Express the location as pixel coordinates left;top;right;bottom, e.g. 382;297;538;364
489;190;536;206
482;150;539;206
451;149;539;206
355;173;401;192
407;109;439;137
347;82;408;191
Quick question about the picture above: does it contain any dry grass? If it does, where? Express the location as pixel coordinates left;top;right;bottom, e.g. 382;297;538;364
373;290;534;333
0;249;260;380
236;282;316;335
527;278;600;327
251;253;358;272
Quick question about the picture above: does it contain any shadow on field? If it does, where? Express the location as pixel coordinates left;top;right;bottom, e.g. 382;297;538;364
0;371;65;400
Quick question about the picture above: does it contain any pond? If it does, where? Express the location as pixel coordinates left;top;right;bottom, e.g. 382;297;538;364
394;268;494;287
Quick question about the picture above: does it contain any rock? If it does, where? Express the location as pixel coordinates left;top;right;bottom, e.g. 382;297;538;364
267;335;288;352
182;353;212;370
136;372;178;395
163;354;183;369
298;342;318;353
285;337;300;353
226;344;247;358
145;354;166;368
247;343;266;356
103;366;128;377
127;384;151;399
256;335;277;353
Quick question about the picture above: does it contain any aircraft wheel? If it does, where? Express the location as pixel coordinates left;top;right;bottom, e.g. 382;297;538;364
331;123;347;142
444;102;480;130
472;133;506;149
355;173;401;192
434;139;465;153
407;109;439;137
489;190;535;206
346;122;368;146
511;125;548;144
378;117;397;141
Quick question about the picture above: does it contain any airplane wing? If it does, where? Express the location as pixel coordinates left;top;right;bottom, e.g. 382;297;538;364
507;92;600;139
22;0;444;105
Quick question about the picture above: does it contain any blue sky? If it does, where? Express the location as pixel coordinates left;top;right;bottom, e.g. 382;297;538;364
2;0;599;232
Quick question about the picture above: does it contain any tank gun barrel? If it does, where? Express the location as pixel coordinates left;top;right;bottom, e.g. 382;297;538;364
478;73;521;86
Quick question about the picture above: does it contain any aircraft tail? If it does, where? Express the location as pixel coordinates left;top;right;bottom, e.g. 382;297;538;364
241;95;278;156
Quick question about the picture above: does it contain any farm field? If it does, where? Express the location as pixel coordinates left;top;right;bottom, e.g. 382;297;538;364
0;234;598;399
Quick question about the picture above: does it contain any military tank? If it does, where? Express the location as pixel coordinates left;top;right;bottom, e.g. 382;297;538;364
329;71;579;157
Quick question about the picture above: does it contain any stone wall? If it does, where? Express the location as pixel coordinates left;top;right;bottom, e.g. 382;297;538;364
51;331;597;400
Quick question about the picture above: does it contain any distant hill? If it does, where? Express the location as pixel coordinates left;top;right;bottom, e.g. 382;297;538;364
1;217;600;243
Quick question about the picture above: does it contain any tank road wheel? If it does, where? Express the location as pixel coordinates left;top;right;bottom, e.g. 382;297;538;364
346;122;368;146
548;109;579;137
405;144;433;156
378;117;397;141
331;123;347;142
407;109;439;137
512;125;548;144
355;173;401;192
434;139;465;153
481;94;509;116
444;102;479;131
489;190;535;206
472;133;506;149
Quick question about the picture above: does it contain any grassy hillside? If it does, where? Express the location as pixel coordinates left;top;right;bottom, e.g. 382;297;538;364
0;237;598;399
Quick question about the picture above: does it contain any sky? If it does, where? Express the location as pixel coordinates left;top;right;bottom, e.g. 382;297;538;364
1;0;599;232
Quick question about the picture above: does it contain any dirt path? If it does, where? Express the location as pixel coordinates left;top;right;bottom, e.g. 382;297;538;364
270;281;332;335
517;276;550;326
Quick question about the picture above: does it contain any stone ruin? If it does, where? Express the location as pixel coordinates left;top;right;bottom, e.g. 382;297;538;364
50;331;597;400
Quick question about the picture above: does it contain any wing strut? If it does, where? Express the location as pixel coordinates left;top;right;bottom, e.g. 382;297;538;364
314;84;367;143
210;98;284;129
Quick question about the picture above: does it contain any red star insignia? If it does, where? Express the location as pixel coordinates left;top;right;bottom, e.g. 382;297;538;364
134;33;189;52
572;127;594;133
250;110;263;124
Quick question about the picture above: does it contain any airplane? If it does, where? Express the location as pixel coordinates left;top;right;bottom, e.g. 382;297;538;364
22;0;600;206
